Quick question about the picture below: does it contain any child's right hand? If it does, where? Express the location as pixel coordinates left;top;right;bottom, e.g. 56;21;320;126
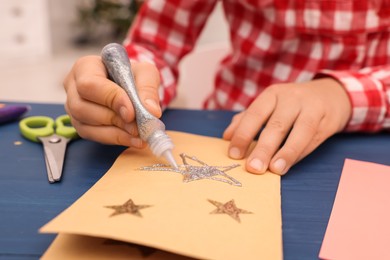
63;55;162;147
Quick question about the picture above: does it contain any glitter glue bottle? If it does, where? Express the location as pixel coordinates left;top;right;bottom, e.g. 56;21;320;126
101;43;178;168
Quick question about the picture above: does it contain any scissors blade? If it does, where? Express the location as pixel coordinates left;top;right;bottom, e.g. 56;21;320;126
43;154;55;183
44;146;61;182
39;134;69;182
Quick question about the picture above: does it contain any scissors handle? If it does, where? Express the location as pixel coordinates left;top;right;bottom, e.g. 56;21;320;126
55;115;78;139
19;116;55;142
19;115;78;142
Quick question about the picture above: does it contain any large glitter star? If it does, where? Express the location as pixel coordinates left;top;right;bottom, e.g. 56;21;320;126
208;199;252;223
105;199;152;217
139;153;242;186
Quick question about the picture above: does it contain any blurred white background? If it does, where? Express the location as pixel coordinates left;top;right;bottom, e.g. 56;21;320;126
0;0;229;109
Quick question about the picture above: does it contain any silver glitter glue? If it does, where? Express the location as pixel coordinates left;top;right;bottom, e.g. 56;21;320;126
139;153;242;187
101;43;177;168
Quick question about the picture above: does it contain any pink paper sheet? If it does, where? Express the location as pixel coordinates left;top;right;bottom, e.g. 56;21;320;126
319;159;390;260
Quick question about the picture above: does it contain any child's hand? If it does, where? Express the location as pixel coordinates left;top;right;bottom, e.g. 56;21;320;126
63;55;162;147
223;78;352;175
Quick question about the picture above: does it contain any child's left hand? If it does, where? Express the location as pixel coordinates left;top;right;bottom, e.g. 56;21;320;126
223;77;352;175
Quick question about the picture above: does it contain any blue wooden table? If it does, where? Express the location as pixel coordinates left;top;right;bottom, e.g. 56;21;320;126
0;102;389;259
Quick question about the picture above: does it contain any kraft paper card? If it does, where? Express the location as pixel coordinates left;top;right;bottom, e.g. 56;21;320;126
42;233;193;259
319;159;390;260
40;131;282;260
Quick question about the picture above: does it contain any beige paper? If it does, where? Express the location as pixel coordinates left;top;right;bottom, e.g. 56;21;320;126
43;234;193;259
40;131;282;260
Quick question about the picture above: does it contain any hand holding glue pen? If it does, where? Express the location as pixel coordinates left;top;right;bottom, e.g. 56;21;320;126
101;43;178;168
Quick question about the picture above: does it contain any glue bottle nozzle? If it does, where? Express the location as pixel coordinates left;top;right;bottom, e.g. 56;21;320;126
163;150;178;169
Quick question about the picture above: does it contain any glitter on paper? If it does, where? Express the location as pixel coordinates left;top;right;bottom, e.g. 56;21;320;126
139;153;242;186
208;199;252;223
105;199;152;217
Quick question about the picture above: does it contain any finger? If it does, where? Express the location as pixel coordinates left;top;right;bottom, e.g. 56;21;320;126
223;112;243;140
226;93;277;161
66;99;139;139
131;61;162;118
71;118;146;148
65;79;129;128
73;56;135;123
268;109;323;175
65;100;139;138
74;58;162;121
294;118;337;165
65;74;139;135
245;100;299;174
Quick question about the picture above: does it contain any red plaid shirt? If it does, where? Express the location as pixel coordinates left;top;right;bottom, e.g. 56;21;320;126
124;0;390;132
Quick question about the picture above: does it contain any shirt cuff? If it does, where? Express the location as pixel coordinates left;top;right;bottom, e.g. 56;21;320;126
316;69;386;132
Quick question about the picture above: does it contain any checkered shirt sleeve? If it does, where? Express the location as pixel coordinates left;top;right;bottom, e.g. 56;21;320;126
123;0;218;110
123;0;390;132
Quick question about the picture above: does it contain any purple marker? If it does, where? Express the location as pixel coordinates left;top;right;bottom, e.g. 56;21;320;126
0;104;30;124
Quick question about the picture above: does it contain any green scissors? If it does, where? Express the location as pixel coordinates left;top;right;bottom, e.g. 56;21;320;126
19;115;78;183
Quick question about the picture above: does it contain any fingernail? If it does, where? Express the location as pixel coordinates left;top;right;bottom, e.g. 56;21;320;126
229;147;241;159
119;106;128;121
145;99;161;114
249;158;264;173
124;123;137;136
273;158;286;174
130;137;143;148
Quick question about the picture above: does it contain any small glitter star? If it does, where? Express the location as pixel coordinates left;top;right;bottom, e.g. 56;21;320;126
208;199;252;223
105;199;152;217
